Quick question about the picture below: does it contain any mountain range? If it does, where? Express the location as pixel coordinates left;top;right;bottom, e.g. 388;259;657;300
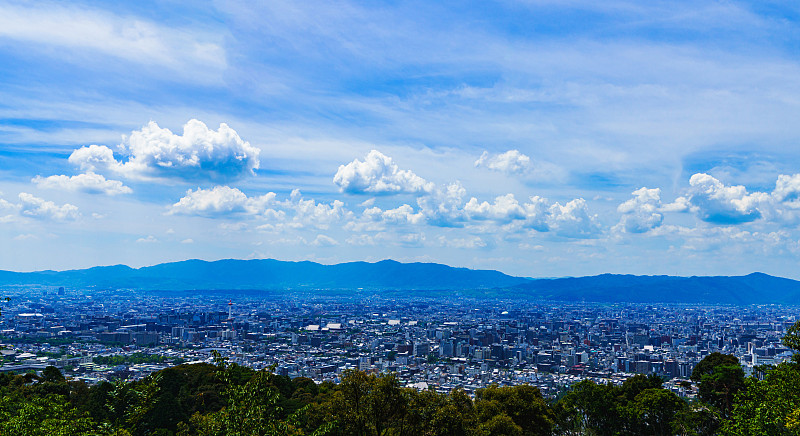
1;259;799;304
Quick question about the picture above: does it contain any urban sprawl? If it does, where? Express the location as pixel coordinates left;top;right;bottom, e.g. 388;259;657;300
0;287;797;399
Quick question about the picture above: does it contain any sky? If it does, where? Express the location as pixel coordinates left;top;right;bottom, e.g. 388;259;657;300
2;0;800;278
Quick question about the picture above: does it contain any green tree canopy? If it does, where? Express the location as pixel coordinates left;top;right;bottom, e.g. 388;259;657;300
691;353;745;417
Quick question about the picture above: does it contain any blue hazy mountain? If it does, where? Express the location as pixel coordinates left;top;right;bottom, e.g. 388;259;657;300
0;259;529;290
510;272;800;304
1;260;799;303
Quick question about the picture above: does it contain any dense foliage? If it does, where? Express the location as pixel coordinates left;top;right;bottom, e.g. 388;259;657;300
0;321;798;435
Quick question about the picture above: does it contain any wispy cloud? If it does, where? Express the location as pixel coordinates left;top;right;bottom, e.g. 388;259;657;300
0;2;226;74
32;172;132;195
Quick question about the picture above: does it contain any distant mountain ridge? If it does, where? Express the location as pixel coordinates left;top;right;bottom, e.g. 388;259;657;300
510;272;800;304
1;259;799;304
0;258;529;291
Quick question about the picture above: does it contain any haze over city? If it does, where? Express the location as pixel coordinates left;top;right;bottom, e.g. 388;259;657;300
2;1;800;279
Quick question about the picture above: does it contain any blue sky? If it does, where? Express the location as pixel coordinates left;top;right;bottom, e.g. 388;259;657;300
2;0;800;278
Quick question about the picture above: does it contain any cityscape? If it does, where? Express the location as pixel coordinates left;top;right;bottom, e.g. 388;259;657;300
2;285;796;400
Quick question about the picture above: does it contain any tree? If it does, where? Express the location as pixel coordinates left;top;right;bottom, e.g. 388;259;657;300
691;353;745;417
553;380;621;436
783;320;800;362
629;388;687;436
475;384;554;436
479;414;523;436
0;394;98;436
42;366;65;383
620;374;664;401
723;361;800;435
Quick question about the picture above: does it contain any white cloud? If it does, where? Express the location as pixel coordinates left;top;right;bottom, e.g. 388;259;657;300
660;197;691;213
169;186;277;217
13;234;38;241
346;234;376;246
291;196;351;229
474;150;531;174
421;189;597;237
363;204;425;225
546;198;601;238
169;186;351;231
333;150;434;194
680;173;770;224
359;198;376;207
519;196;551;232
415;182;467;227
136;235;159;243
17;193;79;221
256;222;303;233
69;120;260;182
32;172;132;195
773;174;800;208
653;225;797;255
68;144;118;172
437;235;487;249
0;3;225;74
356;184;599;239
0;197;21;215
464;193;526;223
616;187;664;233
397;232;427;247
311;234;339;246
345;231;426;247
180;238;194;244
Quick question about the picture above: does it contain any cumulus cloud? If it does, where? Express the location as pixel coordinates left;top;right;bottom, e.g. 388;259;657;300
616;187;664;233
292;196;350;229
333;150;434;194
464;193;526;223
416;182;467;226
475;150;531;174
32;172;132;195
773;174;800;207
613;173;800;232
519;196;551;232
69;120;260;182
169;186;351;231
436;190;598;237
547;198;601;238
680;173;770;224
68;144;118;172
363;204;425;225
18;193;79;221
136;235;159;243
169;186;277;217
357;185;598;238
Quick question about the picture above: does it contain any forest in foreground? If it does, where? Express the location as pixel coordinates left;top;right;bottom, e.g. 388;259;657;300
1;322;799;436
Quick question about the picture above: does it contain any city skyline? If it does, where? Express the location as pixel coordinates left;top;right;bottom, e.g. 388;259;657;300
3;1;800;278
